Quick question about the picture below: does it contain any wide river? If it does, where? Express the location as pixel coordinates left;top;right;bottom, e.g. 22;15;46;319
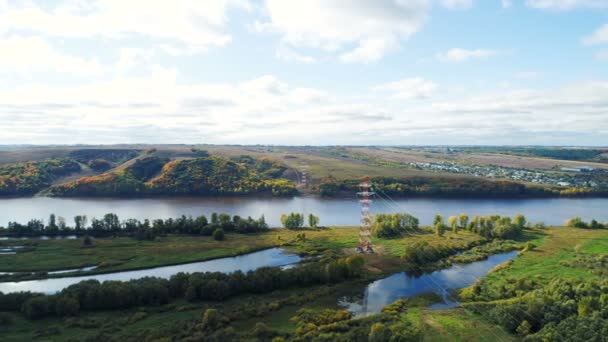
0;196;606;227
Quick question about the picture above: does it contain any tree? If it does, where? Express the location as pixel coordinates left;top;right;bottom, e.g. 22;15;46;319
201;309;223;331
513;214;527;229
516;320;532;336
213;229;225;241
280;213;304;229
55;296;79;316
448;216;458;233
308;214;320;228
21;297;50;320
433;214;444;226
458;214;469;229
74;215;87;230
57;216;67;231
369;322;391;342
434;215;445;236
48;214;57;230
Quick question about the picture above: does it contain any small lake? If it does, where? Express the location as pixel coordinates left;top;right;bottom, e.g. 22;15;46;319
0;248;301;294
339;251;518;316
0;196;607;227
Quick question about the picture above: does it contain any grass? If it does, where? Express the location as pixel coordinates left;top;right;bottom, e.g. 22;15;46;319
420;308;517;342
479;227;608;289
0;234;278;274
0;227;484;276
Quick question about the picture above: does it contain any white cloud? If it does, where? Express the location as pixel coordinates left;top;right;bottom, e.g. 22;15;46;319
501;0;513;8
440;0;473;10
437;48;499;62
276;46;316;64
0;72;607;145
0;0;251;51
256;0;431;63
371;78;437;100
0;36;102;74
526;0;608;10
583;24;608;45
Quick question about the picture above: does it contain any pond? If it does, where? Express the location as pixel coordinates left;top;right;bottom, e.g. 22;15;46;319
0;247;301;294
0;196;607;227
339;251;518;316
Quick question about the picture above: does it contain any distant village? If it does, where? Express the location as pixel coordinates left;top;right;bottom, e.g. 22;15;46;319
405;161;607;188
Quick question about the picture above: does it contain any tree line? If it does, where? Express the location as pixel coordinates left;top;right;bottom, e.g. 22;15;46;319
0;255;365;320
371;213;528;240
0;213;269;239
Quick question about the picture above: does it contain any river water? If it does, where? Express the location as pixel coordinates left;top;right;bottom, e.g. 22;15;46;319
0;248;301;294
0;196;606;227
340;251;518;316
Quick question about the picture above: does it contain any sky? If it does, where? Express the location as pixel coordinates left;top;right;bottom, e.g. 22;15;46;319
0;0;607;146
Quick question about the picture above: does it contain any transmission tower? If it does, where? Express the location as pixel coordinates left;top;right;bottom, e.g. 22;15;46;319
357;177;374;254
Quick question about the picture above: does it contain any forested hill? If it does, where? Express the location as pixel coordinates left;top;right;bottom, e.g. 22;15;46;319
0;158;81;196
46;155;297;197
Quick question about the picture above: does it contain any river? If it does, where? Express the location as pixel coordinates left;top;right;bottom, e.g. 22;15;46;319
0;196;606;227
0;248;301;294
339;251;519;316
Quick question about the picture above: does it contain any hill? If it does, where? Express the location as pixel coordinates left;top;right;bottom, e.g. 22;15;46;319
46;155;297;197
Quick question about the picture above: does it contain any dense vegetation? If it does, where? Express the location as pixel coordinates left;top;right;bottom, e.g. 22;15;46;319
0;255;364;321
319;176;561;198
0;212;269;239
463;278;608;341
48;155;297;197
0;158;81;196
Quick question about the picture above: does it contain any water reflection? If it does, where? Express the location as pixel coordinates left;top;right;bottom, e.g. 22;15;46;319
340;251;518;316
0;248;301;294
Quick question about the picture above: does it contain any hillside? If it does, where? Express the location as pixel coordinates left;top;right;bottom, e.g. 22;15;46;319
46;155;297;197
0;158;81;196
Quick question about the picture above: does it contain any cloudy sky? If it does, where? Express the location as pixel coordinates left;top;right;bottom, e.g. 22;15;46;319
1;0;607;146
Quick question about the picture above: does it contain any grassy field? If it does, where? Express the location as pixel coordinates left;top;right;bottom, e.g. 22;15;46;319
419;308;517;342
480;227;608;288
0;227;484;276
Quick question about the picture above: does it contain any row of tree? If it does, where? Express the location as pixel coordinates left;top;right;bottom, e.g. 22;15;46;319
566;217;607;229
433;214;527;239
371;213;527;240
280;213;320;229
3;255;365;320
1;213;269;238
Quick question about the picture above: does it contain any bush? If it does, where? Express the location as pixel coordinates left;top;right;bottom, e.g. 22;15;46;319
213;229;225;241
21;296;52;320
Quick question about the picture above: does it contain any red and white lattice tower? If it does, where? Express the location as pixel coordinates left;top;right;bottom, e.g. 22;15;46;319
357;177;375;253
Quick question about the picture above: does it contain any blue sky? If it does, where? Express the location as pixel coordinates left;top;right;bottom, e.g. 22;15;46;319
0;0;607;145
